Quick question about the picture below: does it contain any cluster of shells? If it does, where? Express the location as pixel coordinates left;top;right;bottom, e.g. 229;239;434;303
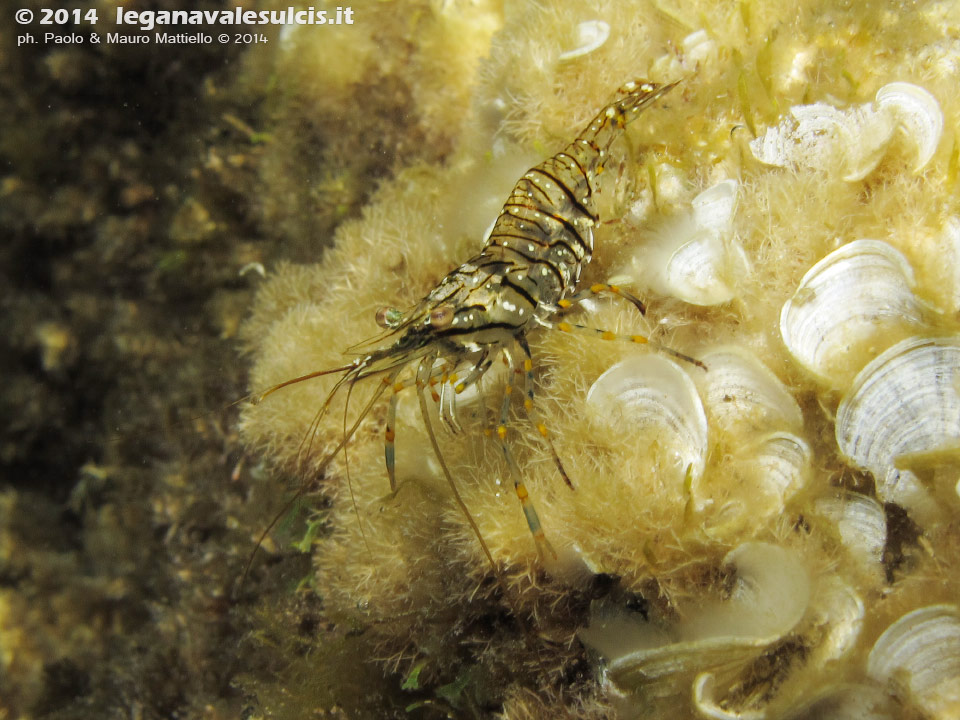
576;82;960;718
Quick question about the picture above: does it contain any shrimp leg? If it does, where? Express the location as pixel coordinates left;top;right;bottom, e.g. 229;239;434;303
496;347;558;561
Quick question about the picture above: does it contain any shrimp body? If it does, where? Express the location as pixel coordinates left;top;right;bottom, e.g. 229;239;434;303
256;80;679;566
354;80;676;377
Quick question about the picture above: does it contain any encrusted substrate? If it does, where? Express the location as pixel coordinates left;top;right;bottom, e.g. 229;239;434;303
240;0;960;717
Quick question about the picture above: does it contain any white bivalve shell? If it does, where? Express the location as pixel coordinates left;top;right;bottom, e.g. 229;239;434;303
750;82;943;180
779;239;924;390
586;354;708;490
681;347;811;529
695;346;803;440
867;604;960;718
780;684;898;720
582;543;810;697
738;432;812;505
699;432;811;539
813;491;887;572
875;82;944;173
750;101;896;181
626;180;747;306
836;335;960;523
692;573;864;719
804;576;865;665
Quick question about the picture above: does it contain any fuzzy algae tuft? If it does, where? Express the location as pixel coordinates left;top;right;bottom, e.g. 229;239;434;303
239;0;960;716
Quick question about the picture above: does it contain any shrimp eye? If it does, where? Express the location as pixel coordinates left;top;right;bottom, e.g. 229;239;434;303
375;306;403;329
429;305;454;329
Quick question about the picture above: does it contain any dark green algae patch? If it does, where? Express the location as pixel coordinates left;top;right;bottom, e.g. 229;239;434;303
0;3;449;717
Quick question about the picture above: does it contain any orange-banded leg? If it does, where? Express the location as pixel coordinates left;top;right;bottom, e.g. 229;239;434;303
432;353;485;434
516;336;574;490
450;352;493;397
383;370;405;493
439;350;491;435
497;347;557;561
384;359;460;491
413;353;501;572
413;353;535;632
438;374;459;434
431;361;465;435
542;317;707;371
557;282;648;316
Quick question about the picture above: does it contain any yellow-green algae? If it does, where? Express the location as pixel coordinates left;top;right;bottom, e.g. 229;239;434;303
237;0;960;717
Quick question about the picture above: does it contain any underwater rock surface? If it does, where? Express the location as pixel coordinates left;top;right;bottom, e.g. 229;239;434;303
6;0;960;718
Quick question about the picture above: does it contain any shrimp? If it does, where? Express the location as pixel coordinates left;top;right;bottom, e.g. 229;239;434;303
247;79;695;580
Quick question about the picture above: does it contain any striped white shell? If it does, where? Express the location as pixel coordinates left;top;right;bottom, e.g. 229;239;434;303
836;335;960;522
875;82;943;173
750;101;895;181
750;82;942;181
694;346;803;439
586;354;708;488
779;239;924;390
813;491;887;570
867;604;960;718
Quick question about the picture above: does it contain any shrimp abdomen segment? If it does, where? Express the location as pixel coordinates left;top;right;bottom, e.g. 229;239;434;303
489;81;675;302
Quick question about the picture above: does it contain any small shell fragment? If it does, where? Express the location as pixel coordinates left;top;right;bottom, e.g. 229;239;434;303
663;230;738;305
943;216;960;313
692;179;739;236
804;576;865;664
558;20;610;61
779;239;923;389
740;432;812;505
693;673;764;720
681;29;717;70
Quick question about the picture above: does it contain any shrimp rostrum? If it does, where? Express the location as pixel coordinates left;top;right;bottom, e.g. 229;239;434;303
252;80;693;572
